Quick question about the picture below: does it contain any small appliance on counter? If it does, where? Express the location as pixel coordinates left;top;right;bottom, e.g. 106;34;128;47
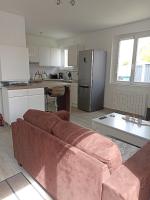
0;114;4;126
67;72;72;80
49;73;58;79
58;72;63;79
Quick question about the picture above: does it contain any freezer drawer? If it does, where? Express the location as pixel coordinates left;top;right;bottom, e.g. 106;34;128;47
78;86;91;112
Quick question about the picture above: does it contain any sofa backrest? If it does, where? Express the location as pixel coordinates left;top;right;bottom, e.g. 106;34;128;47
52;119;122;174
23;109;122;174
23;109;70;134
23;109;60;133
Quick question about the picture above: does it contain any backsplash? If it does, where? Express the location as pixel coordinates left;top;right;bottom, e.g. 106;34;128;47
30;63;78;81
61;69;78;81
29;63;59;80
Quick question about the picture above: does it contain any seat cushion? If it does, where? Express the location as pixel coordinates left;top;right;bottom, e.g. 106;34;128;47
52;120;122;173
23;109;61;133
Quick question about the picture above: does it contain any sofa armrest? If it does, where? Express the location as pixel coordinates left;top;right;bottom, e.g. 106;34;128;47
54;110;70;121
102;142;150;200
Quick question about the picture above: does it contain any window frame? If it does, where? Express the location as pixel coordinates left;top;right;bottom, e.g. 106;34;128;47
112;31;150;86
64;49;73;68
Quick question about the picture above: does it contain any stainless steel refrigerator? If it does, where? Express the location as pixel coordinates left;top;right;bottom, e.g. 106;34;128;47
78;49;106;112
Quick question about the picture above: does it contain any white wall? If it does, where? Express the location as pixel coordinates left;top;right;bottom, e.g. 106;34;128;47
0;11;26;47
26;34;58;47
0;11;27;114
58;19;150;115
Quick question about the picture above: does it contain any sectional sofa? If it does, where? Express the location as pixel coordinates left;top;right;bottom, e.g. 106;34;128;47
11;109;150;200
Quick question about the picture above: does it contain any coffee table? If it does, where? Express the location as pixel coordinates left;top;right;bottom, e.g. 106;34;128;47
92;113;150;147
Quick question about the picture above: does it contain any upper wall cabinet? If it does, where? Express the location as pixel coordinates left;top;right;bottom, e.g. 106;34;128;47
68;46;78;67
39;47;51;66
0;11;26;47
39;47;62;67
0;45;30;81
28;46;40;63
50;48;61;67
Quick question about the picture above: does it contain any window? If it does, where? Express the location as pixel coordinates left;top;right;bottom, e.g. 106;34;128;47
113;32;150;84
117;39;134;82
64;49;72;68
64;49;69;67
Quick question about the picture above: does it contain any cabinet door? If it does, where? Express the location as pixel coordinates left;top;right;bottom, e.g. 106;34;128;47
51;48;61;67
39;47;51;66
71;83;78;107
28;95;45;111
28;46;39;63
28;88;45;111
9;96;28;123
0;45;30;81
68;46;78;67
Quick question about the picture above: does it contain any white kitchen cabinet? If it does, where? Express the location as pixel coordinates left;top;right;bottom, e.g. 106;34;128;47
8;96;28;124
39;47;62;67
39;47;51;66
70;83;78;107
2;88;45;124
28;88;45;110
0;11;26;47
0;45;30;81
50;48;62;67
0;88;3;114
68;46;78;67
28;46;39;63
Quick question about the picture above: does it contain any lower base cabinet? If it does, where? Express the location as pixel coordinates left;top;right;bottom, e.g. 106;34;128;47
70;83;78;108
2;88;44;124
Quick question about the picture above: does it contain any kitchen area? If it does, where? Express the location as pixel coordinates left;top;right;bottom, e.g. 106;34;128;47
0;11;79;124
0;11;107;125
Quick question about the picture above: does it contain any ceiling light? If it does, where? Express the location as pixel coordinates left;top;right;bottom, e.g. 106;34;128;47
56;0;61;5
70;0;76;6
56;0;76;6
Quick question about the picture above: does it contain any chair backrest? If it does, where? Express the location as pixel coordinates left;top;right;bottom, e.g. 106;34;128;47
51;86;65;97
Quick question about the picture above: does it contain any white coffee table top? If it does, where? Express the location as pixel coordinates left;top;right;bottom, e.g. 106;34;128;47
92;113;150;141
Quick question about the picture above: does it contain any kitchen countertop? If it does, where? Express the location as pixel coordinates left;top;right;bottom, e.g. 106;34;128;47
3;80;71;90
41;78;78;83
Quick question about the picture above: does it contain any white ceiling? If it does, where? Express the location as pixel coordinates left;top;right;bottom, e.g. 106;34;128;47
0;0;150;39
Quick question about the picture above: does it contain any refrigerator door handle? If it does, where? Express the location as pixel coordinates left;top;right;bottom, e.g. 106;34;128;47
79;85;90;88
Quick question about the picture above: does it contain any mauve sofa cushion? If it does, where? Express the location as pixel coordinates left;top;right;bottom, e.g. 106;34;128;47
23;109;61;133
54;110;70;121
24;109;69;121
52;120;122;173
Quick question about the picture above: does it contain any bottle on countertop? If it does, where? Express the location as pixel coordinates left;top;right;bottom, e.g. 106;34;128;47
68;72;72;80
0;114;4;126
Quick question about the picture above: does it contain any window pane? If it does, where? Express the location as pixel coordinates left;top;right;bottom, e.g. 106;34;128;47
64;49;68;67
134;37;150;83
117;39;134;81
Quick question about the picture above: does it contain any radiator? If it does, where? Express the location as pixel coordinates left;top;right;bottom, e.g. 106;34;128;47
112;92;148;116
